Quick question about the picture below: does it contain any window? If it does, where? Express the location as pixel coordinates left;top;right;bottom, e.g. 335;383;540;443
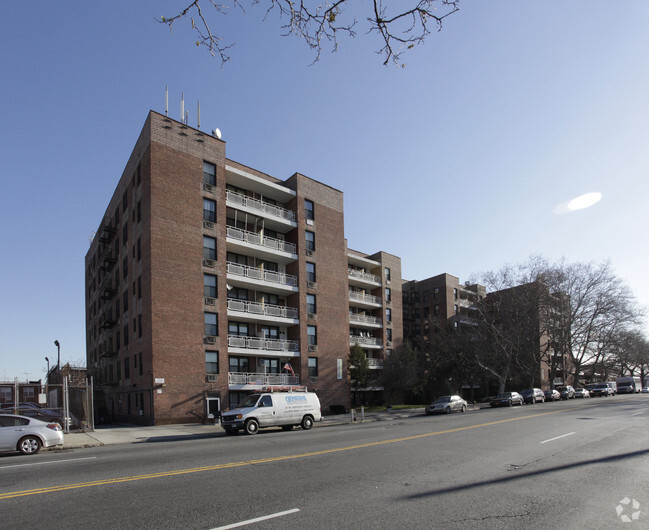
423;290;429;303
122;191;128;212
227;287;248;300
203;161;216;185
123;223;128;245
204;313;218;336
261;326;279;340
206;351;219;374
305;231;315;251
305;199;314;220
123;257;128;278
434;287;439;298
454;304;459;314
306;293;316;314
306;262;316;283
123;290;129;312
434;304;440;316
137;276;142;299
139;352;143;375
308;357;318;377
123;324;129;346
203;199;216;222
124;357;130;379
385;288;391;302
385;267;391;281
386;328;392;341
386;308;392;322
137;238;141;261
138;313;142;338
137;201;141;223
260;358;279;373
204;274;217;298
454;288;458;300
307;325;317;345
203;236;216;260
229;356;249;372
228;321;248;336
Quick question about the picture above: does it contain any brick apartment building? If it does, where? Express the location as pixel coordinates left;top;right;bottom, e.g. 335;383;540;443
85;110;401;424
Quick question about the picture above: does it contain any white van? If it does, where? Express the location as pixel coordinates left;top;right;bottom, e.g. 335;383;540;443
221;389;321;435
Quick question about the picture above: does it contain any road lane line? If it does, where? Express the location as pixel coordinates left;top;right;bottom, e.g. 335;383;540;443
0;403;600;501
0;456;97;470
213;508;300;529
540;432;575;444
631;411;645;416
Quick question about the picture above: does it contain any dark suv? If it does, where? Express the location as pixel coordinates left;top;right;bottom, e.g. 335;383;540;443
520;388;545;404
557;385;575;400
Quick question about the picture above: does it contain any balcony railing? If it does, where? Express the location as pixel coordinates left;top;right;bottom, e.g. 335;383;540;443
228;335;299;352
227;190;296;223
348;269;381;284
349;291;382;305
227;299;298;320
367;358;383;369
228;372;300;386
349;313;382;326
226;226;297;255
350;336;382;347
226;262;298;288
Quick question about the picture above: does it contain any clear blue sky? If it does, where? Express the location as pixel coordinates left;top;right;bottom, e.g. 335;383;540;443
1;1;648;381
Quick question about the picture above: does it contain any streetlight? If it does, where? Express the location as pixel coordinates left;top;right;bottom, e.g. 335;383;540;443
54;340;60;371
45;357;50;381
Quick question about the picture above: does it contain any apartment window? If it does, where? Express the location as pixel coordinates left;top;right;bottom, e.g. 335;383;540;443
137;201;141;223
403;308;409;319
454;288;458;300
203;236;216;260
228;321;248;336
123;257;128;278
306;262;316;283
123;223;128;245
413;308;420;319
306;293;316;314
423;306;430;318
122;191;128;212
305;199;314;220
138;314;142;338
454;304;459;314
307;325;317;345
123;324;129;346
434;304;440;316
124;357;130;380
385;288;391;302
137;276;142;299
305;231;315;251
206;351;219;374
139;352;143;375
203;199;216;222
137;238;141;261
229;356;249;373
261;326;280;340
227;287;248;300
260;358;279;374
434;287;439;298
123;290;129;313
423;290;429;303
204;313;218;336
204;274;217;298
137;164;141;186
386;308;392;322
115;298;120;318
385;267;391;281
203;161;216;186
308;357;318;377
386;329;392;341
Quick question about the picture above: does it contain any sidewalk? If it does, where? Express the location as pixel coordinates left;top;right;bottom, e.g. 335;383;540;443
61;408;428;450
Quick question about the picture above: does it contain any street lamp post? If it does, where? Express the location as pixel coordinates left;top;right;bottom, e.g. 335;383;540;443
54;340;60;372
45;357;50;383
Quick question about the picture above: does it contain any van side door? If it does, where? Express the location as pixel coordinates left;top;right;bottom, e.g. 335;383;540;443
256;394;276;427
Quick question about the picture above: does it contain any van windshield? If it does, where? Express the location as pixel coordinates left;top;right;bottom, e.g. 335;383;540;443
240;395;260;408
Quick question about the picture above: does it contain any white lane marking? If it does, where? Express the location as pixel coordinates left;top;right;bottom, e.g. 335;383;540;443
540;432;575;444
0;456;97;470
213;508;300;529
631;411;645;416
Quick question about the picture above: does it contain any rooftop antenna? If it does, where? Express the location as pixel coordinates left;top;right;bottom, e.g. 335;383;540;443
185;110;189;125
181;92;185;123
197;101;201;129
165;86;168;116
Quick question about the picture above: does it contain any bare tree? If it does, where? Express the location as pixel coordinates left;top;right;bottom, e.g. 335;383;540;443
378;344;420;405
159;0;460;66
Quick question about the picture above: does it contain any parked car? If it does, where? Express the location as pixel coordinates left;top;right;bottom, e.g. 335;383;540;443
0;405;78;430
490;392;524;407
544;389;561;402
0;414;64;455
557;385;576;400
574;388;590;398
642;387;649;394
520;388;545;404
426;395;468;415
587;382;614;397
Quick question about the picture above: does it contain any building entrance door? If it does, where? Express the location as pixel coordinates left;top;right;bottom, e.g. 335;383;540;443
206;397;220;421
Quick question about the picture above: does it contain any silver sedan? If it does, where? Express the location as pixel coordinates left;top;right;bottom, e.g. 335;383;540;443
426;395;468;415
0;414;64;455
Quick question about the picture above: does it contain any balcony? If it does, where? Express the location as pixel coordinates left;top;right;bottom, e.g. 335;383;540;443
348;291;382;308
227;299;299;324
226;261;298;294
226;190;296;229
367;358;383;369
348;268;381;287
226;226;297;263
228;372;300;388
350;336;383;349
228;335;300;357
349;313;382;328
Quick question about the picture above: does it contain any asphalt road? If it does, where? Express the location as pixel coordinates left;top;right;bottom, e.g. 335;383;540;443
2;394;648;529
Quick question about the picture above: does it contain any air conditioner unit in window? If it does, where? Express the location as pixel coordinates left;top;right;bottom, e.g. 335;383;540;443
203;221;214;230
306;281;316;289
308;344;317;352
206;374;218;383
309;377;317;383
202;259;215;268
202;183;215;193
307;313;316;319
306;249;314;256
204;336;216;344
204;297;216;306
387;341;392;346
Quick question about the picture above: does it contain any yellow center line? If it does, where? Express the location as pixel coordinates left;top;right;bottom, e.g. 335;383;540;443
0;403;598;500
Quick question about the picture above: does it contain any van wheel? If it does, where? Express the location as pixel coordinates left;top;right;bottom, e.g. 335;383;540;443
281;425;293;431
301;416;314;430
244;419;259;435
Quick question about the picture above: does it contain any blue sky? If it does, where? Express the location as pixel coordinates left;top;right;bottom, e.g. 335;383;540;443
1;1;648;380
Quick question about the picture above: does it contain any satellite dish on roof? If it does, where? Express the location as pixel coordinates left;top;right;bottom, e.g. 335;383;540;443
212;128;222;140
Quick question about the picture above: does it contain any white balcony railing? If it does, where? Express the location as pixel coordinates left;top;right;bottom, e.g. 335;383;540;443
227;299;298;320
227;226;297;255
348;269;381;284
227;262;298;288
348;291;382;305
349;313;382;326
228;335;299;352
367;358;383;369
227;190;296;223
350;336;382;347
228;371;300;386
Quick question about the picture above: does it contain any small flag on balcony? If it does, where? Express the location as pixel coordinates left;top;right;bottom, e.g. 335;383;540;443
283;362;295;376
